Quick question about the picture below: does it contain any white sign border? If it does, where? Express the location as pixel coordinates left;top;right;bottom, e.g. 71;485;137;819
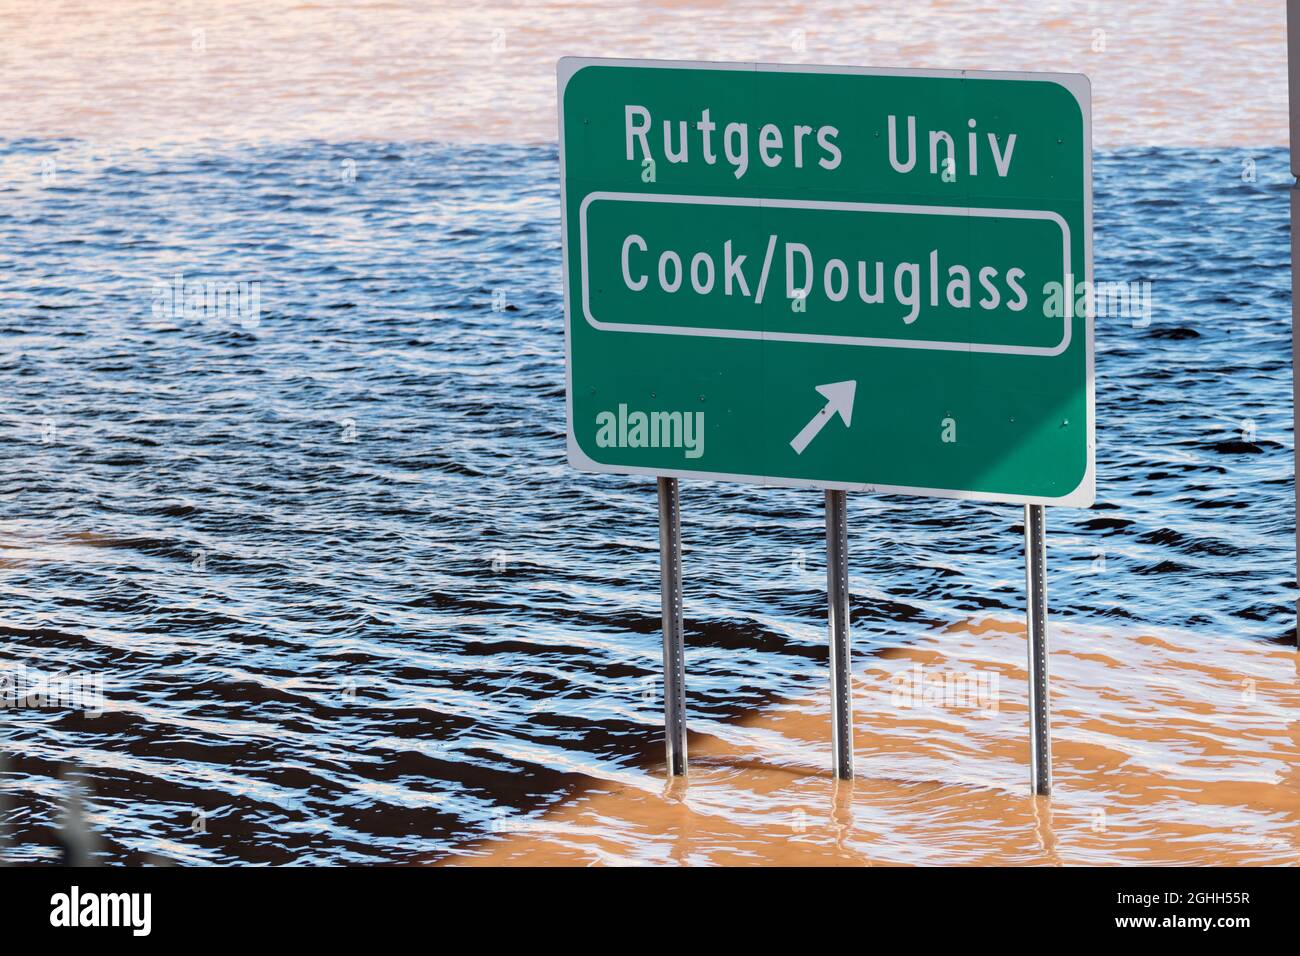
558;56;1095;508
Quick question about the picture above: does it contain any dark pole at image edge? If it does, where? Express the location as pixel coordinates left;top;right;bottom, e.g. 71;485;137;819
1289;0;1299;649
658;477;687;776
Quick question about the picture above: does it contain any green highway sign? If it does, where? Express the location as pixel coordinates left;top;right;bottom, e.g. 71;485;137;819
559;58;1093;506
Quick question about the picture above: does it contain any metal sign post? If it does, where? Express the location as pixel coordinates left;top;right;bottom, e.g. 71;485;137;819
657;476;687;776
826;490;854;779
1024;504;1051;795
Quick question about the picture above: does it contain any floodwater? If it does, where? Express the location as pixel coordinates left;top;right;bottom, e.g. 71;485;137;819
454;619;1300;866
0;0;1288;147
0;0;1296;865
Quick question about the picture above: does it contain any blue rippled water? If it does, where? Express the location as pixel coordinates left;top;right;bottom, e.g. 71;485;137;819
0;141;1293;864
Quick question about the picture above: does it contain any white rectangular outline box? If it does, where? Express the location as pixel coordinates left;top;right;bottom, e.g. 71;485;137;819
579;192;1072;357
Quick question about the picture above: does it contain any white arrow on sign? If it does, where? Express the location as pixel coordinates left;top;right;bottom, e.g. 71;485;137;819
789;380;857;455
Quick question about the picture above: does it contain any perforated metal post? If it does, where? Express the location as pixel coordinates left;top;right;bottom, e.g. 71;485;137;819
1024;504;1051;795
826;490;853;780
658;477;687;776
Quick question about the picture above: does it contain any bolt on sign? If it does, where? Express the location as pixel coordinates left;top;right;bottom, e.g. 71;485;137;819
559;58;1094;506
